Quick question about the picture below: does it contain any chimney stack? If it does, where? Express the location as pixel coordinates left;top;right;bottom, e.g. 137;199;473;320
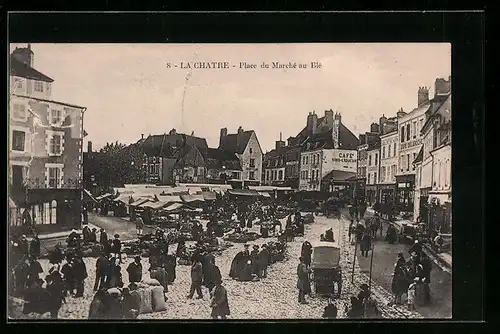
237;126;244;135
397;108;406;118
87;141;92;153
418;86;430;107
307;111;318;137
370;123;380;133
434;77;451;97
11;44;35;67
275;132;285;150
141;134;144;139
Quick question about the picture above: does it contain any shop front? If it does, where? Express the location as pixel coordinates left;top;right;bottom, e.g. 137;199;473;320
378;183;396;204
428;192;452;234
395;174;415;213
10;189;83;235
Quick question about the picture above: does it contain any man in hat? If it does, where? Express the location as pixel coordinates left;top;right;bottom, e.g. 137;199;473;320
89;228;98;243
127;256;143;284
409;240;422;262
210;279;230;319
111;234;122;264
257;244;270;278
187;254;203;299
72;256;88;298
94;251;110;291
297;256;311;304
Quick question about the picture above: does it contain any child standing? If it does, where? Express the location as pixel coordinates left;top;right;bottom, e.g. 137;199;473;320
407;278;418;311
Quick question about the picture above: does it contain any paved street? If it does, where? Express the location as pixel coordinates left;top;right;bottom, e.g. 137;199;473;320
18;211;450;319
354;211;452;318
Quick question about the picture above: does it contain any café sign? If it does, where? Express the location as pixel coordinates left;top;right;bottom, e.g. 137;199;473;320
400;138;423;150
327;149;358;172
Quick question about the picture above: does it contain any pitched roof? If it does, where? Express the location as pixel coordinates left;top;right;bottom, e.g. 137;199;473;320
302;122;358;151
141;133;208;158
421;94;451;134
10;55;54;83
295;116;326;141
219;130;254;154
201;148;242;170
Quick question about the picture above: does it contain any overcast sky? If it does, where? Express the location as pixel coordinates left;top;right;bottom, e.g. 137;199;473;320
10;43;450;152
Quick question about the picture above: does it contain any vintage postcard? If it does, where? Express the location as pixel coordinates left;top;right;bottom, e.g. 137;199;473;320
8;42;452;320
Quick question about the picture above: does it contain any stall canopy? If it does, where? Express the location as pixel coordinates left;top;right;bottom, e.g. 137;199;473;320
96;193;114;201
181;194;205;203
227;189;260;197
188;187;203;195
249;186;293;191
83;189;98;203
322;170;357;182
158;195;182;203
258;192;271;198
130;198;151;207
202;191;217;201
163;202;186;212
114;193;132;204
147;200;172;210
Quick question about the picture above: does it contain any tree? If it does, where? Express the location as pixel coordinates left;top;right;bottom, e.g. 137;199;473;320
97;141;144;187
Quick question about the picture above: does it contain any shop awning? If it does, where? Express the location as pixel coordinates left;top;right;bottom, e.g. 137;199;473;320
130;198;151;207
227;189;260;197
181;194;205;203
96;193;114;201
258;192;271;198
202;191;217;201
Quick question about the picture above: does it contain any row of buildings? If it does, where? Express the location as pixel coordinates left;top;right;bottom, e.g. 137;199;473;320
8;44;87;233
356;77;452;234
84;126;265;190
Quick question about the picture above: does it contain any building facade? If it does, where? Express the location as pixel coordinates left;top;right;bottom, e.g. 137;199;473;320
378;128;399;204
263;135;287;186
219;126;263;185
299;112;358;191
395;88;430;214
414;78;451;234
9;45;86;234
365;142;380;204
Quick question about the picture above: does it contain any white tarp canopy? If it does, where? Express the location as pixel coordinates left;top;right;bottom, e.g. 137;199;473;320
130;198;151;207
258;191;271;198
96;193;114;201
114;194;133;204
157;195;182;203
248;186;293;191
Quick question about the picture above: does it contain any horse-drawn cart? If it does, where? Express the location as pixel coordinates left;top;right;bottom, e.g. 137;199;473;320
311;242;342;298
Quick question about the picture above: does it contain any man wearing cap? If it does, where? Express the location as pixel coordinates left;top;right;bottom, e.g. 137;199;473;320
257;244;270;278
127;256;143;284
111;234;122;264
297;256;311;304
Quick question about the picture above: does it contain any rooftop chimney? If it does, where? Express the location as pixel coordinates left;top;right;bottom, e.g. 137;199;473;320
306;111;318;137
370;123;380;134
324;109;334;127
11;44;35;67
418;86;430;107
141;134;144;139
237;126;244;134
434;77;451;97
169;128;176;135
397;108;406;118
275;132;285;150
87;141;92;153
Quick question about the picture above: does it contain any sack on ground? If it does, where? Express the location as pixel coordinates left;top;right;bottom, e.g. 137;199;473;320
151;286;167;312
136;287;154;314
141;278;161;286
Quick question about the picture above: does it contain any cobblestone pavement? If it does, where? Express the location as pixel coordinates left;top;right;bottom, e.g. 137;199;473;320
336;216;423;319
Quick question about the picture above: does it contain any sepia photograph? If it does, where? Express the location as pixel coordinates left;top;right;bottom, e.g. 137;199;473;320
8;42;452;320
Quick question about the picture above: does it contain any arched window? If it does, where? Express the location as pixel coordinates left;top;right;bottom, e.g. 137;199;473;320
51;200;57;224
